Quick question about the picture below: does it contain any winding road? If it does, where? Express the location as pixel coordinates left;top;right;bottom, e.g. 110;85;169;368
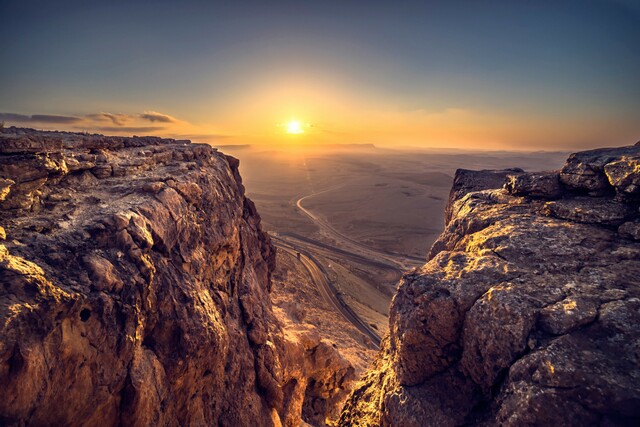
296;190;425;270
273;236;382;346
279;231;398;270
271;185;428;349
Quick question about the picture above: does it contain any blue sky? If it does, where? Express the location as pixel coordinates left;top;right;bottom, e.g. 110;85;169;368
1;0;639;149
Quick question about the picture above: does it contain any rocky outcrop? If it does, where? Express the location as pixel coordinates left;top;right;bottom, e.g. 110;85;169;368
339;144;640;426
559;145;640;198
280;324;356;426
0;128;346;426
270;243;375;426
443;168;523;225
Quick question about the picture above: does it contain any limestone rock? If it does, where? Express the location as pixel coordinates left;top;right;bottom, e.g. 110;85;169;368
339;143;640;426
280;325;356;427
604;156;640;200
91;164;113;178
0;179;15;201
542;197;634;226
560;145;640;195
0;128;306;426
538;297;599;335
0;134;63;154
0;178;48;210
444;168;523;225
619;221;640;240
504;171;562;199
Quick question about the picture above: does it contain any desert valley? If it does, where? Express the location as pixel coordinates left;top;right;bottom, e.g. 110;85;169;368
2;127;639;425
225;144;569;351
1;0;639;425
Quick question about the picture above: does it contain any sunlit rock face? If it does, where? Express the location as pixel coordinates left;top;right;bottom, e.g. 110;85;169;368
339;144;640;426
0;128;349;426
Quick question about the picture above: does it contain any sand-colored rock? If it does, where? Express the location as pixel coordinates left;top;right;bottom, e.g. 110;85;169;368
605;156;640;200
0;179;14;201
444;168;523;225
560;144;640;196
279;325;356;427
504;171;562;199
339;144;640;426
271;247;376;426
542;197;634;225
0;128;347;426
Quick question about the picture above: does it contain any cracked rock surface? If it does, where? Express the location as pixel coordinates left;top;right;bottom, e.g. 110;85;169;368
339;144;640;426
0;128;350;426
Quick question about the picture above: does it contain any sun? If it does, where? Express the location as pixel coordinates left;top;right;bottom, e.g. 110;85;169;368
286;120;304;134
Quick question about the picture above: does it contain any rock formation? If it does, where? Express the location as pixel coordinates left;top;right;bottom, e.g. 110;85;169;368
339;144;640;426
0;128;350;426
279;323;356;426
3;127;639;426
270;248;374;426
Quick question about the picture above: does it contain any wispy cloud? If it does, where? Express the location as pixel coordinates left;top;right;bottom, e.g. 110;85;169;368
0;113;30;122
0;113;83;124
85;112;133;126
139;111;177;123
2;110;183;129
32;114;83;124
0;110;209;137
93;126;166;133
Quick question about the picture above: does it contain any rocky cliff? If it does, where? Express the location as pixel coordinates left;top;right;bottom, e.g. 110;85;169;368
0;128;350;426
339;144;640;426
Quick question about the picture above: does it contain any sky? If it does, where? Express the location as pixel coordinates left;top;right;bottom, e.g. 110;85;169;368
1;0;639;150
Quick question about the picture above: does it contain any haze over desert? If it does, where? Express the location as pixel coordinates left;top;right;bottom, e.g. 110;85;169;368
1;1;639;426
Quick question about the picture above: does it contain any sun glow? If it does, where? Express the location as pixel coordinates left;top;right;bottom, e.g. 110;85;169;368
286;120;304;134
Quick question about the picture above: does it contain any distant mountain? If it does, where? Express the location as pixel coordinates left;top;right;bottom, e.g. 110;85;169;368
215;144;252;150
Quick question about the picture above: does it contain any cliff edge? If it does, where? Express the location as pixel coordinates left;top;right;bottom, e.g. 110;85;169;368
0;128;351;426
339;144;640;426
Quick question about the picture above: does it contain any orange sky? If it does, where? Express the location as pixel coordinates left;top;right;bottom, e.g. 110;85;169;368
2;1;639;151
2;76;638;151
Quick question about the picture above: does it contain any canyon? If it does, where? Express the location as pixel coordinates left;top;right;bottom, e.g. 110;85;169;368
1;127;639;426
339;144;640;426
0;128;352;426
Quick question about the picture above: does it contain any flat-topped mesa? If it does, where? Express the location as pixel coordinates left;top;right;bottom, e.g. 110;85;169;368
339;143;640;426
0;128;350;426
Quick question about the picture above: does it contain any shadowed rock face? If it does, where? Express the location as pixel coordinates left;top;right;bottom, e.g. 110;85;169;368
339;144;640;426
0;128;350;426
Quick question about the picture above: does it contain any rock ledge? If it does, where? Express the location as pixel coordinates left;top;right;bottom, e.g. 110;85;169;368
339;143;640;426
0;128;350;426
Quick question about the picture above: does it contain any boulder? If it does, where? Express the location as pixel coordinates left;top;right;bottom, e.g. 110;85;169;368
559;145;640;195
542;197;634;226
504;171;562;199
604;156;640;200
444;168;523;225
